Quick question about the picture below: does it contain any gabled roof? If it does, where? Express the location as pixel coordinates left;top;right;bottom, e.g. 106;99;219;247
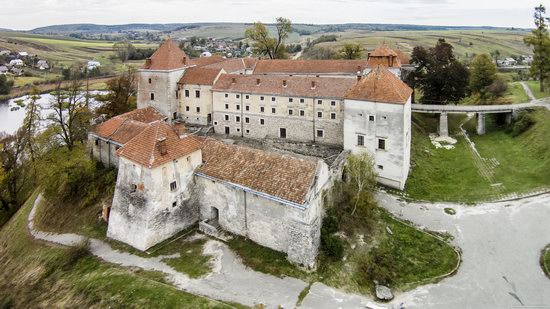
369;44;398;57
178;67;223;86
202;58;249;73
367;44;401;68
117;121;201;169
143;38;189;71
198;139;318;205
213;74;357;99
345;65;412;104
92;107;167;144
253;59;368;75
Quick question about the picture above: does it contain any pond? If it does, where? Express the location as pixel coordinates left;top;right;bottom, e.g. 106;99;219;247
0;91;105;134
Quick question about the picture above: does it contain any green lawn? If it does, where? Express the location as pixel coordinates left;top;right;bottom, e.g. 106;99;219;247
543;245;550;278
525;80;550;99
227;208;459;296
0;192;237;309
405;109;550;203
503;82;530;104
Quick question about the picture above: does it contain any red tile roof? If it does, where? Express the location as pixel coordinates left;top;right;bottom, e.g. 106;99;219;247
143;39;189;71
367;44;401;68
203;58;248;73
213;74;357;99
188;55;227;68
395;49;410;65
369;44;398;57
199;139;318;205
117;121;201;169
178;67;223;86
93;107;167;144
345;65;412;104
253;59;368;75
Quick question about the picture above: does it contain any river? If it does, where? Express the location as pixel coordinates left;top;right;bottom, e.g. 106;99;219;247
0;91;105;134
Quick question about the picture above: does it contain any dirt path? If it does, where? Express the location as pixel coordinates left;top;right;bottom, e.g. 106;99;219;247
520;81;537;102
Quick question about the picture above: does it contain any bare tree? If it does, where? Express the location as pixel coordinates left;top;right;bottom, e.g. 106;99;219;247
344;152;377;215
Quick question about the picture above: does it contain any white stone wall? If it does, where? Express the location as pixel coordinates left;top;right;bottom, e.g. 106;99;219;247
107;150;203;250
88;133;120;167
211;91;343;145
137;68;187;121
343;98;411;190
179;84;213;125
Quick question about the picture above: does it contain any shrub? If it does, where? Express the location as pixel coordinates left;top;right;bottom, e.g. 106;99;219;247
359;241;398;286
320;212;345;259
487;78;508;97
510;110;535;137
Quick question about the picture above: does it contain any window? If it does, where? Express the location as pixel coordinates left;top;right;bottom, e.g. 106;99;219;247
150;93;155;101
317;100;322;105
317;130;324;138
378;139;386;150
225;93;229;98
225;127;230;134
279;128;287;138
260;96;265;101
148;78;152;84
271;97;276;102
317;111;323;118
130;184;137;193
170;181;177;192
196;107;200;113
225;103;229;110
185;106;190;112
172;201;177;207
245;105;250;111
300;110;305;116
175;90;179;99
236;116;241;122
288;109;293;116
289;98;293;103
185;90;189;97
214;121;218;125
236;94;240;99
331;101;336;106
272;107;276;114
357;135;365;146
369;115;375;121
245;117;250;123
330;113;337;120
236;105;240;110
224;115;229;121
382;115;387;120
245;95;250;99
300;98;305;103
260;106;265;113
95;139;99;146
195;90;200;98
237;128;241;132
260;119;265;125
246;129;250;134
377;165;384;170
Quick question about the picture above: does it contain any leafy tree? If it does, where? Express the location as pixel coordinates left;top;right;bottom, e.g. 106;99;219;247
113;41;136;62
339;43;362;59
490;50;501;66
524;4;550;92
96;66;137;118
406;39;469;104
0;130;33;212
302;46;338;60
0;74;14;95
469;54;498;101
344;152;377;216
48;79;92;150
245;17;292;59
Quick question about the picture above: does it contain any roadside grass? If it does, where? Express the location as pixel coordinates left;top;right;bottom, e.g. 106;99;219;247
227;208;459;296
0;192;238;309
404;114;495;203
459;82;529;105
157;238;213;279
542;245;550;279
526;80;550;99
405;109;550;203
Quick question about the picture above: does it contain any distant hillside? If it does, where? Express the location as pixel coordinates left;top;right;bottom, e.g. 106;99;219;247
30;22;522;36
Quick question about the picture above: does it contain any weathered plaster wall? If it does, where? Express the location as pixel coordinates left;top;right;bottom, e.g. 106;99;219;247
179;84;213;125
343;98;411;189
88;133;120;167
137;68;186;121
107;150;203;250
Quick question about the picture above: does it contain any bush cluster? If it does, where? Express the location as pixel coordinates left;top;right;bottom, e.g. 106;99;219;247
320;212;345;260
509;110;535;137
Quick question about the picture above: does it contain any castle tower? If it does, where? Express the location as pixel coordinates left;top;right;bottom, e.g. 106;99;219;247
137;38;190;122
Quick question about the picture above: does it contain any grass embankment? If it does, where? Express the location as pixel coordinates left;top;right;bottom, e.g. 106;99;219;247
459;82;529;105
525;80;550;99
0;192;234;309
405;109;550;203
227;208;459;296
542;245;550;279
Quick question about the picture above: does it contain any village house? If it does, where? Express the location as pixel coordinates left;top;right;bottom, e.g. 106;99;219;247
0;66;8;74
36;60;49;70
9;59;23;67
97;38;413;267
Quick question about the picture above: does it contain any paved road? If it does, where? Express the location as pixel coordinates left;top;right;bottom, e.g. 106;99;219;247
28;193;550;309
521;81;537;102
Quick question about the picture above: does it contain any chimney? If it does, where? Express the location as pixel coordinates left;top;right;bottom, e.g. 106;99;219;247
256;78;261;86
145;58;152;67
311;81;316;89
157;137;167;156
283;80;287;87
232;77;237;84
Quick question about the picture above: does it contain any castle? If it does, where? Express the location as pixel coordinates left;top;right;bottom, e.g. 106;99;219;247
90;39;412;267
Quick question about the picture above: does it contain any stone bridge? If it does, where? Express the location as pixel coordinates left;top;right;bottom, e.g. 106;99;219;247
412;99;550;136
